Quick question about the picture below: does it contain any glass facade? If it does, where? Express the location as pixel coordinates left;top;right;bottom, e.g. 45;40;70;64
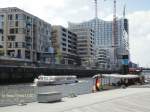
69;18;129;69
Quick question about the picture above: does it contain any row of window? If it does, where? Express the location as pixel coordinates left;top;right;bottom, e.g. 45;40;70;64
8;21;24;27
61;43;77;49
62;28;76;36
9;28;25;34
7;49;22;58
0;14;33;25
7;42;25;48
62;47;77;53
8;14;25;20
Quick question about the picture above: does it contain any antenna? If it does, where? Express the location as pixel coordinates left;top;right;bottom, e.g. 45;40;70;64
94;0;98;18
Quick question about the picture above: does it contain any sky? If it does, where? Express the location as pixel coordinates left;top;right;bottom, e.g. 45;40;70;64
0;0;150;67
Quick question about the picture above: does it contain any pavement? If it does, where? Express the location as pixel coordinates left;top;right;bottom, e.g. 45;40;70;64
0;86;150;112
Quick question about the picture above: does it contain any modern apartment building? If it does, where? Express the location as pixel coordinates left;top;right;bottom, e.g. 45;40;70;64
69;27;95;67
69;18;129;70
0;7;53;63
51;25;79;65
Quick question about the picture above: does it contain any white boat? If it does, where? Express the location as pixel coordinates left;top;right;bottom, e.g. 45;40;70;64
34;75;78;86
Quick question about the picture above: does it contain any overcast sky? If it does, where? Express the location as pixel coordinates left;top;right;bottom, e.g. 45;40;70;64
0;0;150;67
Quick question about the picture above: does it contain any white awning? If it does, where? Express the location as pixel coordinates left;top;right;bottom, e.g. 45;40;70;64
102;74;139;79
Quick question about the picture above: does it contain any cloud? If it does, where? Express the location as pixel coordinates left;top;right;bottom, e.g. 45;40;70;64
0;0;67;24
127;11;150;67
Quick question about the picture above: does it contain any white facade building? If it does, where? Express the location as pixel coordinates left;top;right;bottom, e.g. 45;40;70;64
51;25;78;65
0;7;53;63
69;27;95;67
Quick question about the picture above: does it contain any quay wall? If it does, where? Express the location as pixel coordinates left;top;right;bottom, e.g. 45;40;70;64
0;65;118;84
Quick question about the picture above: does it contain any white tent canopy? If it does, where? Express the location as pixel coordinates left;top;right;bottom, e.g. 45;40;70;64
102;74;139;79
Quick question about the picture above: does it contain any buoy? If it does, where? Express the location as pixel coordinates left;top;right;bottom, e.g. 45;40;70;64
95;78;101;91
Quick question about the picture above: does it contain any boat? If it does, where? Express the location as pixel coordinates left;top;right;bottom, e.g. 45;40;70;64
34;75;78;86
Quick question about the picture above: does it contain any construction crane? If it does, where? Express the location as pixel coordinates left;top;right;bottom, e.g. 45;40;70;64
112;0;117;67
104;0;118;68
94;0;98;18
123;4;126;18
112;0;117;47
94;0;118;68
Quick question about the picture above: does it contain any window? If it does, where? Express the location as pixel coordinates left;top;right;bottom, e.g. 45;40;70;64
0;15;4;21
62;33;66;37
9;28;15;34
18;28;24;33
68;45;71;48
68;36;71;39
17;50;21;58
9;21;15;27
68;31;72;35
62;38;66;41
8;42;12;48
0;45;3;48
15;21;18;27
15;14;18;20
0;21;3;29
8;14;13;20
0;29;3;34
62;48;66;51
7;50;15;57
25;50;30;59
15;42;18;48
7;35;16;41
62;43;66;46
62;28;66;32
1;36;4;41
15;14;23;20
15;28;18;34
68;49;71;52
68;40;71;43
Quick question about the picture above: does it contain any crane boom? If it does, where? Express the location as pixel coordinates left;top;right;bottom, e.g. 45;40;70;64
112;0;117;66
104;0;117;66
94;0;98;18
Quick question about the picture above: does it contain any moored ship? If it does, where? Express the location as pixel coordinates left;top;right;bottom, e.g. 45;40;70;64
34;75;78;86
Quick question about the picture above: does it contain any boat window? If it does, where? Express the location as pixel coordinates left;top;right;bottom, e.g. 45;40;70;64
39;77;43;80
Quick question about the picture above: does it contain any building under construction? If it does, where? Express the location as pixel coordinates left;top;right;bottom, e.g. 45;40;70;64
68;0;129;70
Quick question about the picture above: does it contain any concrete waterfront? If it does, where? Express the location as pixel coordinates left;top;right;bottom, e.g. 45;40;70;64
0;86;150;112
